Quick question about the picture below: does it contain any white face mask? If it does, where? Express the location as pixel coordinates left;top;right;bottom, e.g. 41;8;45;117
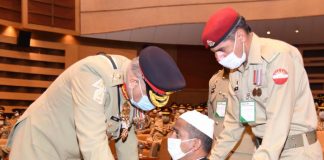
130;79;155;111
218;33;246;69
167;138;195;160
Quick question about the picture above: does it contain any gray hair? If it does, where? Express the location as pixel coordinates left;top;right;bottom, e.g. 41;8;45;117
130;57;142;79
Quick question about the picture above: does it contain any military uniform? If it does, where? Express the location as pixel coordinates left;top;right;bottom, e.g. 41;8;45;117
207;69;255;160
210;33;322;160
7;46;186;160
202;7;322;160
7;54;137;160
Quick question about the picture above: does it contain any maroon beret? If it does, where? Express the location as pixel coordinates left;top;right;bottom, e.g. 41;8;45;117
201;7;241;48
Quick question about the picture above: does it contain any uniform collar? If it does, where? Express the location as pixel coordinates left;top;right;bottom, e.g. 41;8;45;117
238;32;262;72
100;55;130;87
248;33;263;65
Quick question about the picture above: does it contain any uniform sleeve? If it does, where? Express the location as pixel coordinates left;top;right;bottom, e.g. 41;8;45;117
252;51;298;160
71;68;115;160
208;72;222;119
209;82;245;160
208;77;215;119
115;126;139;160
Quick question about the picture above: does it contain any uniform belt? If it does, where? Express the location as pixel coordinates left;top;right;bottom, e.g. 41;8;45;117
256;130;317;150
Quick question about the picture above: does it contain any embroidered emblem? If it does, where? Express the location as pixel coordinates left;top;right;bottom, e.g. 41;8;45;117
272;68;288;85
207;40;215;47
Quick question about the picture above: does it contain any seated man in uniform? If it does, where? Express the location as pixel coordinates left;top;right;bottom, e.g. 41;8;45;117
168;110;214;160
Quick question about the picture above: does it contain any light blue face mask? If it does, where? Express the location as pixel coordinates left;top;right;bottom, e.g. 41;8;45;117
130;79;155;111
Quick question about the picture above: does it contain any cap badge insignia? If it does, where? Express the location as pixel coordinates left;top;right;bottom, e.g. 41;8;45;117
207;40;215;47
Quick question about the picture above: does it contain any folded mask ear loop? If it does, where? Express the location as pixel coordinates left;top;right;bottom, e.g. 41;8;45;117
130;79;142;102
182;138;196;156
130;84;134;101
232;32;237;56
243;40;245;57
138;79;144;97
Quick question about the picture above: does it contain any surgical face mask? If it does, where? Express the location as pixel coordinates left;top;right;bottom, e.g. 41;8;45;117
218;33;246;69
130;79;155;111
167;138;195;160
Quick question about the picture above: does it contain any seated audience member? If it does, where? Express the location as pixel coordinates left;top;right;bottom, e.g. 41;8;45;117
168;110;214;160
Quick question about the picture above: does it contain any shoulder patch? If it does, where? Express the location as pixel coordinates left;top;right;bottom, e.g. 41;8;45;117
92;79;106;104
272;68;288;85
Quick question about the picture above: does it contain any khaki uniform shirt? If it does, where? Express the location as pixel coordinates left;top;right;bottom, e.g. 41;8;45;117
210;33;319;160
7;54;138;160
208;70;255;160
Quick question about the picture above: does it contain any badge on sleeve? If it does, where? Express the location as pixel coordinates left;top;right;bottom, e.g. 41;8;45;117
239;101;256;123
215;101;227;118
272;68;288;85
92;79;105;104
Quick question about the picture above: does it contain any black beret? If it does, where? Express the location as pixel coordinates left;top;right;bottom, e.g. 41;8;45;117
139;46;186;94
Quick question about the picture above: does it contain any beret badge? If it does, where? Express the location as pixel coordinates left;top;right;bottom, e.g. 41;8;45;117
207;40;216;48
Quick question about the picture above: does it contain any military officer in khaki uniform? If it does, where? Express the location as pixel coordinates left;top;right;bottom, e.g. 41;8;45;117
202;7;322;160
208;69;255;160
7;46;186;160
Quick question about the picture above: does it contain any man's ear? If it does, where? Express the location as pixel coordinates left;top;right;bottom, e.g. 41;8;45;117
237;29;246;43
127;77;138;89
192;139;202;151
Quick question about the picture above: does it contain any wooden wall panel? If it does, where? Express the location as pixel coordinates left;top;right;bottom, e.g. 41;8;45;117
80;0;324;34
0;77;51;88
0;35;66;113
0;0;21;11
177;45;222;89
28;13;52;26
28;1;52;16
0;92;40;101
31;0;52;4
301;48;324;96
28;0;76;30
0;0;21;22
0;49;65;63
0;63;63;75
53;17;75;30
54;0;75;8
54;6;75;19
